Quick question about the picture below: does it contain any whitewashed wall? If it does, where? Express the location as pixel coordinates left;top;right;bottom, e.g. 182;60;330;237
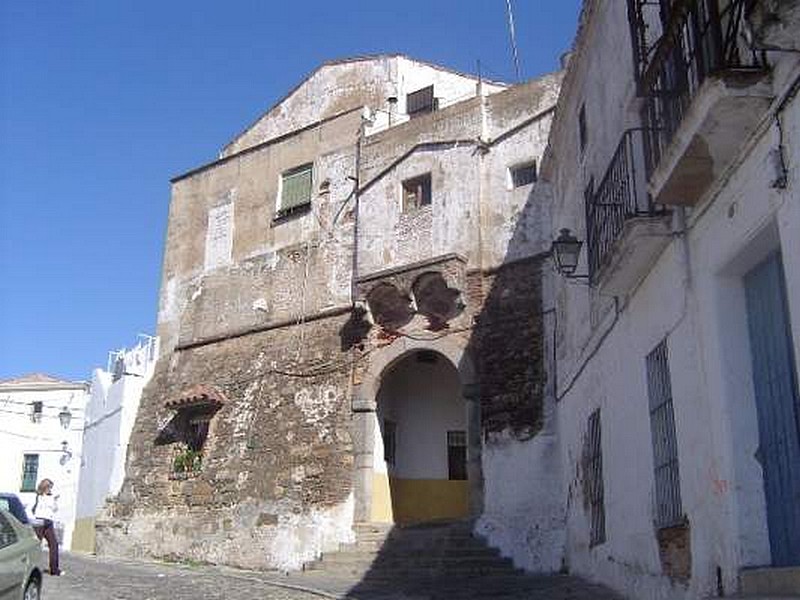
546;0;800;597
375;354;464;479
76;337;159;525
0;379;89;550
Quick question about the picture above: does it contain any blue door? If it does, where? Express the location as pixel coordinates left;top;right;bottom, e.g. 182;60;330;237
744;251;800;566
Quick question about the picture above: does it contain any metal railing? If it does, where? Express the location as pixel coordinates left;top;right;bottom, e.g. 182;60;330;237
635;0;766;169
586;128;664;282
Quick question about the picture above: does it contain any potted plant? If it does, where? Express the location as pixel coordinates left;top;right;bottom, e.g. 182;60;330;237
172;444;203;477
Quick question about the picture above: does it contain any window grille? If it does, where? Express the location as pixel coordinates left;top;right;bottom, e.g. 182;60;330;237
383;420;397;467
584;409;605;546
20;454;38;492
30;401;43;423
447;430;467;481
279;163;313;214
510;161;537;188
402;173;432;211
646;339;683;528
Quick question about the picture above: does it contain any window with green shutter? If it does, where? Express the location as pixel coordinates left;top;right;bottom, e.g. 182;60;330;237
278;163;313;217
20;454;38;492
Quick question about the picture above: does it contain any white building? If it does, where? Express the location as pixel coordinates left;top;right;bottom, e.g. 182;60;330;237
0;374;89;550
73;335;159;553
544;1;800;597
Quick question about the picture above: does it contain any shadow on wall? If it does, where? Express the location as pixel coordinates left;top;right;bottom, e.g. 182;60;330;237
462;188;548;441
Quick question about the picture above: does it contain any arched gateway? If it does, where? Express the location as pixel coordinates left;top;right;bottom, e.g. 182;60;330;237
351;336;483;525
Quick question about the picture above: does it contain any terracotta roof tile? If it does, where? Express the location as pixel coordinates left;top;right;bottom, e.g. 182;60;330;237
165;384;227;410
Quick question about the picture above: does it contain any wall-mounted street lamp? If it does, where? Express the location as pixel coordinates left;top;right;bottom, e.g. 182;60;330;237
60;440;73;465
551;228;588;280
58;406;72;429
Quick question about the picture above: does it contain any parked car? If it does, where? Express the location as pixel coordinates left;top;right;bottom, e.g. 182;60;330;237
0;494;29;525
0;508;42;599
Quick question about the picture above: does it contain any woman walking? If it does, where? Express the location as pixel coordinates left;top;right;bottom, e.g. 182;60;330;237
32;478;61;576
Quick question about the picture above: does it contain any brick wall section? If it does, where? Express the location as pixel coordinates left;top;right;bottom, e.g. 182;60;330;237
467;257;546;438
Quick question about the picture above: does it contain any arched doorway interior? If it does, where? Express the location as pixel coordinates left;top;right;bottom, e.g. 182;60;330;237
371;350;469;524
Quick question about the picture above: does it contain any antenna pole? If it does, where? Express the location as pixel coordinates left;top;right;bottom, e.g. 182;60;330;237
505;0;522;81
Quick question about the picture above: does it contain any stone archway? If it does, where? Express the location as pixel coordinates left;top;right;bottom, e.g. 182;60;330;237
351;337;482;524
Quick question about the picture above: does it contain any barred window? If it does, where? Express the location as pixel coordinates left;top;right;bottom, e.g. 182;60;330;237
20;454;38;492
30;401;43;423
447;430;467;481
584;409;605;546
402;173;431;212
646;339;683;528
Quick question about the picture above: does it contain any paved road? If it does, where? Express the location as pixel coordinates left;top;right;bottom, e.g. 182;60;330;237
43;552;623;600
43;554;328;600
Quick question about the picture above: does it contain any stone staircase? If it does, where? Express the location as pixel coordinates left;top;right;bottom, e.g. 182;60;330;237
301;521;619;599
305;521;518;580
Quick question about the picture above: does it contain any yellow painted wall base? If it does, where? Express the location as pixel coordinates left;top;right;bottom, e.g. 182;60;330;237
371;475;469;525
71;517;96;553
371;473;395;523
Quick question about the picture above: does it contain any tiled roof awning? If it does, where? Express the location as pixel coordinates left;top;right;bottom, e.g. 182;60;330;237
165;384;226;410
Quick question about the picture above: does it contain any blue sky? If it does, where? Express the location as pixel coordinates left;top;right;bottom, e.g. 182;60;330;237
0;1;581;381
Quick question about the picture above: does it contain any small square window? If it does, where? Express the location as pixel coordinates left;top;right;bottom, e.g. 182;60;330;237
30;402;43;423
277;163;313;218
402;173;432;212
510;161;537;188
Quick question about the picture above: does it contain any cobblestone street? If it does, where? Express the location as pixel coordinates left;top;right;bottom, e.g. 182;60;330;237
42;552;623;599
42;553;325;600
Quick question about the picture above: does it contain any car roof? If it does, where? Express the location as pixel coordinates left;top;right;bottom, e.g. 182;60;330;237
0;495;29;525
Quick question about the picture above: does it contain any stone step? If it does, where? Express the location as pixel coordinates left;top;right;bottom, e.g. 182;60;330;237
342;573;571;593
304;519;524;586
341;537;500;553
304;562;521;579
739;566;800;597
313;552;513;569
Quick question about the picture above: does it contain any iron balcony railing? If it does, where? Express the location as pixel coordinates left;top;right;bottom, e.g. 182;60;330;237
634;0;766;170
586;128;665;282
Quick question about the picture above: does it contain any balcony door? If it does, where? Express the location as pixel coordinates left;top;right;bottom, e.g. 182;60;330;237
744;251;800;566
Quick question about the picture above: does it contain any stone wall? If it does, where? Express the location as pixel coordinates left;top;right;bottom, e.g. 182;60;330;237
98;315;355;570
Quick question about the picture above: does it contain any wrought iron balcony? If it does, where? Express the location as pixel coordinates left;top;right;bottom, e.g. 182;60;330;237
586;128;671;292
639;0;767;167
629;0;771;205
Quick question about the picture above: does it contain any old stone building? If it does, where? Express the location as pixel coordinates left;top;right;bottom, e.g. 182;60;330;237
545;1;800;598
98;55;565;572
